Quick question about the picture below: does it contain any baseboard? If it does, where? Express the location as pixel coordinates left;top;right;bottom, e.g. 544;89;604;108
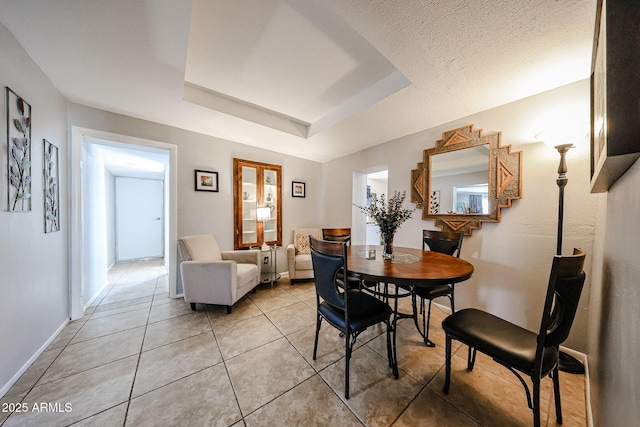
0;318;69;398
560;346;593;427
432;300;453;314
79;279;110;319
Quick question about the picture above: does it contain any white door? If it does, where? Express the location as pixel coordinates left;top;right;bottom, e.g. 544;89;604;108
116;177;164;260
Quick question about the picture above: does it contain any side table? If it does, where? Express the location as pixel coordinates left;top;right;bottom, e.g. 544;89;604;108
253;245;281;288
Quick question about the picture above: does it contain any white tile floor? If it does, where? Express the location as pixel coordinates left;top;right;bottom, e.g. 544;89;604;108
1;259;588;426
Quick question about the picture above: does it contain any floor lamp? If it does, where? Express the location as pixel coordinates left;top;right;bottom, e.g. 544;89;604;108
552;142;586;374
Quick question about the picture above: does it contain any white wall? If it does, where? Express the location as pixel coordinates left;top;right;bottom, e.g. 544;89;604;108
0;23;69;395
323;79;601;352
105;170;116;267
82;144;110;305
587;159;640;425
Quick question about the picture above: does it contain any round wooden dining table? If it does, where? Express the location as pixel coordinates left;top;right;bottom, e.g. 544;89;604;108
347;245;474;287
346;245;474;378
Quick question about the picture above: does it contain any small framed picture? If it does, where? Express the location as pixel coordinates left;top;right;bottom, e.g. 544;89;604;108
292;181;306;198
195;170;219;192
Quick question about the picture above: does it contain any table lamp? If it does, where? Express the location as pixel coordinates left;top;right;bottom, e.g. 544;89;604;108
256;207;271;250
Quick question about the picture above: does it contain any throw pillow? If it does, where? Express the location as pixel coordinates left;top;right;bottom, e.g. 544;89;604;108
296;234;321;254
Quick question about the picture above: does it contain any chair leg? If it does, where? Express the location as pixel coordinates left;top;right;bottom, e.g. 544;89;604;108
390;291;400;379
449;289;455;313
467;346;477;371
443;335;452;393
312;315;322;360
190;302;196;311
424;299;435;347
345;329;351;399
386;319;398;378
552;364;563;424
226;305;232;314
385;319;393;369
533;378;541;427
410;292;422;335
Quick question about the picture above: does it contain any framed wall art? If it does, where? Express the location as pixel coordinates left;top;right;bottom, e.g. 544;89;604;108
195;170;219;192
590;0;640;192
43;139;60;232
292;181;305;198
6;87;32;212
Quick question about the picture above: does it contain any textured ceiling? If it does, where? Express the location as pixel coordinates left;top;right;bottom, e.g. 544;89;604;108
0;0;597;162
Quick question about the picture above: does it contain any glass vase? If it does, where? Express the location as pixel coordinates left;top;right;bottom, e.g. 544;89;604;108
382;231;395;262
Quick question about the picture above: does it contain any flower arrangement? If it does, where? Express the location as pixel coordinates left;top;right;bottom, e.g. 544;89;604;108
354;190;414;260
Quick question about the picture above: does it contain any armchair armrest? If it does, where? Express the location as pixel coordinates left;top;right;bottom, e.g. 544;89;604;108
180;260;237;304
287;244;296;275
222;249;260;265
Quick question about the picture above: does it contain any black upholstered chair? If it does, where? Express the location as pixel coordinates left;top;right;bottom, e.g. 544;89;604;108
411;229;463;346
309;236;397;399
442;249;586;427
322;227;351;244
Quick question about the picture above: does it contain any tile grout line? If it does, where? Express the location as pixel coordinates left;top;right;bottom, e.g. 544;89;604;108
121;262;161;427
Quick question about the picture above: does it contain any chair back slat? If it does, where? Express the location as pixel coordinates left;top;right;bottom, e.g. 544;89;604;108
322;228;351;243
423;230;463;257
539;249;586;349
310;237;346;309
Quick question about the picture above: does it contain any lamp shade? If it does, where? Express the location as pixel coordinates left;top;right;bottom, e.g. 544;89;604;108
257;207;271;222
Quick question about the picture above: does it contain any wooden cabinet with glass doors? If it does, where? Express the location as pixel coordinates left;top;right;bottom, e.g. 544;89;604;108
233;158;282;249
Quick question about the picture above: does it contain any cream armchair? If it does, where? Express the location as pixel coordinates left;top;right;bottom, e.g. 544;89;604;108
286;228;322;283
178;234;260;313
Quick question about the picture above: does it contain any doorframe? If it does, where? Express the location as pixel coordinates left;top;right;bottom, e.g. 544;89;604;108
69;127;178;320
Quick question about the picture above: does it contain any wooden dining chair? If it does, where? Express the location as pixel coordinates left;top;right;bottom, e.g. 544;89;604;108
442;249;586;427
411;229;463;346
322;227;351;244
309;236;397;399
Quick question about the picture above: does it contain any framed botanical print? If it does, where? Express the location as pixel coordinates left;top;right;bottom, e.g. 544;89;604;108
6;87;32;212
44;139;60;232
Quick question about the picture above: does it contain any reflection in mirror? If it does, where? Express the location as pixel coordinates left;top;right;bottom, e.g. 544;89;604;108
430;144;489;214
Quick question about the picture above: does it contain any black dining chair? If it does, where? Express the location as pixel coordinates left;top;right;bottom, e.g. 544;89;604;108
442;249;586;427
309;236;397;399
411;229;464;347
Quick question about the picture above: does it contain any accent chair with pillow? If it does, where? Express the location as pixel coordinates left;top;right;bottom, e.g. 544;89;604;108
286;228;322;283
178;234;260;313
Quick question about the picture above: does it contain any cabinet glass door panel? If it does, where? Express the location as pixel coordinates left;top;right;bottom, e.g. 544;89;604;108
263;168;278;244
241;166;258;245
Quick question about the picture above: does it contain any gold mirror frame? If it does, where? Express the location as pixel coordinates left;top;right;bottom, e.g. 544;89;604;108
411;125;522;236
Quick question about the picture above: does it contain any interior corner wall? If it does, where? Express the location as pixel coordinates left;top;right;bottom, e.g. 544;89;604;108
323;79;601;353
66;103;324;276
82;144;110;305
105;169;116;267
0;23;69;395
587;159;640;425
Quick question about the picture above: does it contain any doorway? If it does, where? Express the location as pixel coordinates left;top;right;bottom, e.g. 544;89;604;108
351;168;388;245
69;127;177;320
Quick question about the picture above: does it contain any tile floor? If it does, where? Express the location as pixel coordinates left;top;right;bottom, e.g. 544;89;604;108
1;259;588;426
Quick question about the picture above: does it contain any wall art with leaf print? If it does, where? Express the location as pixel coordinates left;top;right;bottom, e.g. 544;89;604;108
43;139;60;232
6;87;32;212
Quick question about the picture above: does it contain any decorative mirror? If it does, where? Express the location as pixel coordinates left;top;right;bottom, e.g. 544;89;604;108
411;125;522;236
